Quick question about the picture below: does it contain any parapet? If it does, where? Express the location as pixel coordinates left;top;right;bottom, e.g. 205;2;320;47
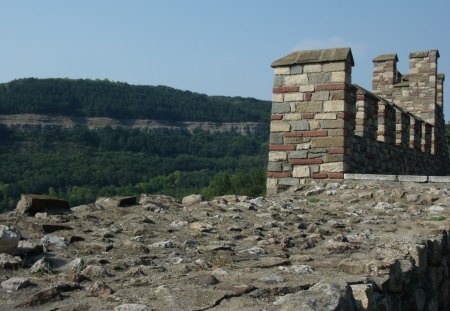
267;47;448;194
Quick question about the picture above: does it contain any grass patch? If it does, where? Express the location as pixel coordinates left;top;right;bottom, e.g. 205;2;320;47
430;216;447;222
307;197;320;204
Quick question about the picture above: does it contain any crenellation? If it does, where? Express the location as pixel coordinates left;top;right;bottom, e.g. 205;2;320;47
268;47;449;194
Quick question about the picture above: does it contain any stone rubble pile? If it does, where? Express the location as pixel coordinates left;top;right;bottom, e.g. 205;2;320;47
1;180;450;310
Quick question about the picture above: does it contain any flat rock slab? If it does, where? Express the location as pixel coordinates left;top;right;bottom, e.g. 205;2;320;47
15;194;70;215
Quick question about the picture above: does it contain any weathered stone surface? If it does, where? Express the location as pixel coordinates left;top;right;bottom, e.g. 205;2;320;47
1;180;450;310
293;165;310;178
182;194;203;206
1;277;31;291
0;253;22;269
273;280;356;310
0;225;21;254
16;194;70;215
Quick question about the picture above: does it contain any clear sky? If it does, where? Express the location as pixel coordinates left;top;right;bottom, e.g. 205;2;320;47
1;0;450;120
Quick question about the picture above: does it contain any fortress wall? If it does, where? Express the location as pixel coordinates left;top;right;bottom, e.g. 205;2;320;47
268;48;448;195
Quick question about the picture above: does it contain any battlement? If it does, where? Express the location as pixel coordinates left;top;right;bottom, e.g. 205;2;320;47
267;47;449;194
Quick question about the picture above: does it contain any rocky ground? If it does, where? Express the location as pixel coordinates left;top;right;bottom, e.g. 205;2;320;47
1;179;450;310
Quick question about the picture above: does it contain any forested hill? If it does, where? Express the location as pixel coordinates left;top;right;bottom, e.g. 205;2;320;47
0;78;271;123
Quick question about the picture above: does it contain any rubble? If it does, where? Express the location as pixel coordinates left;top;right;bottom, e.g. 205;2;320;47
1;179;450;310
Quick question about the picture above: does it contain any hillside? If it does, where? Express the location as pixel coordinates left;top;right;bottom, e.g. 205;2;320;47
0;79;271;211
0;78;271;122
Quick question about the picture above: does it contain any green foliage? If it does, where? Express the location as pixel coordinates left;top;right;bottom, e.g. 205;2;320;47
0;78;271;123
0;125;268;211
202;169;266;199
307;197;320;204
430;216;447;222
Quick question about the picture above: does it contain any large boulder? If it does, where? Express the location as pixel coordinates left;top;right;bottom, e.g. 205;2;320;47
273;280;356;310
182;194;203;206
0;225;21;254
15;194;70;215
95;196;137;208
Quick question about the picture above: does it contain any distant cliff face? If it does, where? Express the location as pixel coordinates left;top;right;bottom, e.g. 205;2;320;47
0;114;269;135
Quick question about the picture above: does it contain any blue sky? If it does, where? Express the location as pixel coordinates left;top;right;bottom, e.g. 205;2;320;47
1;0;450;120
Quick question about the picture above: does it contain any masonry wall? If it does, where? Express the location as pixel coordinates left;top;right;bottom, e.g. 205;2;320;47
268;48;449;195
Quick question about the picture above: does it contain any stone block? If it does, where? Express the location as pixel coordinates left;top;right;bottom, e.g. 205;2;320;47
320;119;344;129
272;103;291;113
330;91;345;100
284;136;306;144
269;133;284;144
269;151;287;161
272;94;283;103
311;136;344;148
285;74;308;86
315;113;337;120
290;120;310;131
270;121;290;132
308;72;331;85
274;67;290;75
303;64;322;73
295;102;323;113
273;75;285;87
331;71;347;83
297;142;311;150
284;93;304;102
324;100;345;112
429;176;450;183
299;85;315;92
327;129;344;136
16;194;70;216
397;175;428;182
278;178;300;186
312;91;329;101
343;174;397;181
290;65;303;74
288;151;308;159
283;113;303;121
324;154;344;162
293;165;310;177
320;162;344;172
323;62;347;72
267;162;282;172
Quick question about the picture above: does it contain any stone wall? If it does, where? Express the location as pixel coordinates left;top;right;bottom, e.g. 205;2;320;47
267;48;448;195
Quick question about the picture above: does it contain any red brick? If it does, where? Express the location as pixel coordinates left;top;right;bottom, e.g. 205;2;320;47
284;132;303;137
269;144;295;151
311;173;328;179
302;130;328;137
273;87;299;93
268;172;291;178
290;158;323;165
316;83;346;91
328;172;344;179
271;114;283;120
328;147;345;154
303;113;315;119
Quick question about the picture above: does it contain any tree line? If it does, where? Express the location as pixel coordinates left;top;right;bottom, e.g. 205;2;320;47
0;78;271;123
0;125;268;211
